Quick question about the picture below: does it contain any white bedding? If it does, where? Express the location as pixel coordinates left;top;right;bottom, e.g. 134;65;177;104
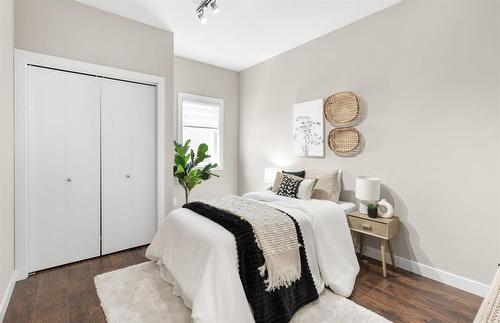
337;201;357;213
146;191;359;323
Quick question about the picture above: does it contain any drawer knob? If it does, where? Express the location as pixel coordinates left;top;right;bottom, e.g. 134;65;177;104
361;223;372;230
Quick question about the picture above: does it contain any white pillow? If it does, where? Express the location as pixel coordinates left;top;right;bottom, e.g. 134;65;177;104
296;178;318;200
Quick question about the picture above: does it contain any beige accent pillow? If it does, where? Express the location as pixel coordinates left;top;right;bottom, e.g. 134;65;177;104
306;169;342;202
272;171;284;192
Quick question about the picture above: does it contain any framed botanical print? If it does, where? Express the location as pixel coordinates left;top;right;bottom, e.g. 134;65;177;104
293;99;324;157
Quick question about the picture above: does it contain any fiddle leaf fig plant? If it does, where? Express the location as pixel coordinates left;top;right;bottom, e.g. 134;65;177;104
173;139;219;204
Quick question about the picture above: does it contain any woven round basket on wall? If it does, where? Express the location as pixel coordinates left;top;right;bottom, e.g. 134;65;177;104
328;127;360;153
324;92;359;125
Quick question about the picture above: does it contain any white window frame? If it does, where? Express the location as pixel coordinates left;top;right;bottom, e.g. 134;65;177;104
177;92;224;170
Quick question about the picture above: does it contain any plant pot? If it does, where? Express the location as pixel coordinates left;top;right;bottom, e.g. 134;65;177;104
368;208;378;218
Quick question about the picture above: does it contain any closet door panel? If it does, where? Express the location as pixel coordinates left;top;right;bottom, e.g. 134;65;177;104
65;73;101;263
101;79;133;255
28;67;67;272
130;84;156;246
101;80;156;255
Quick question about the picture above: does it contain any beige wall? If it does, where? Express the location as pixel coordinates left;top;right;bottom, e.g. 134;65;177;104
15;0;175;212
174;56;239;205
239;0;500;284
0;0;14;310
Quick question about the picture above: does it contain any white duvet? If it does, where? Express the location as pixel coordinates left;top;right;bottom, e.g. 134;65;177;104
146;191;359;323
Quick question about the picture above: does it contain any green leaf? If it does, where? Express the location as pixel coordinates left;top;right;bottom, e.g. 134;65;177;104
174;139;191;156
175;154;186;168
197;143;208;155
194;143;210;164
175;164;185;175
199;163;219;180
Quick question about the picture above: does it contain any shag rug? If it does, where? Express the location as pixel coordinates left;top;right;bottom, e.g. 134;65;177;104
94;262;390;323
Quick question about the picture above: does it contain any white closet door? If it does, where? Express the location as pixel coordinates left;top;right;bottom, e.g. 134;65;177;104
65;73;101;263
101;79;156;255
130;83;156;247
28;67;100;272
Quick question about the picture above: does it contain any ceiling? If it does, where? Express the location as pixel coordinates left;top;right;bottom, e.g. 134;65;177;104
77;0;401;71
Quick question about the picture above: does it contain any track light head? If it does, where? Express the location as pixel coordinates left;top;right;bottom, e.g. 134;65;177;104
196;0;220;23
210;1;220;14
197;7;207;24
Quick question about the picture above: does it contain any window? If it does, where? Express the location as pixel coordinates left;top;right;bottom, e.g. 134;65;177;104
178;92;223;169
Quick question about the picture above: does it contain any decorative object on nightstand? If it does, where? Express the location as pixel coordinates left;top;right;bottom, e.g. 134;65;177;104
264;167;279;190
355;176;380;214
367;203;378;218
346;209;400;278
377;199;394;218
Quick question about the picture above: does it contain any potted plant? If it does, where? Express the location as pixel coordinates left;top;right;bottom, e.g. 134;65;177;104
173;140;219;204
367;203;378;218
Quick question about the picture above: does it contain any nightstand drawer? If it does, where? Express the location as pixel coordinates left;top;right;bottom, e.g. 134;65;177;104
347;216;387;238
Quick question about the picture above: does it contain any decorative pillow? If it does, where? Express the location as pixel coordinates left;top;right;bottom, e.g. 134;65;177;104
283;170;305;178
296;178;319;200
272;170;306;192
305;169;342;202
272;172;284;193
277;174;303;198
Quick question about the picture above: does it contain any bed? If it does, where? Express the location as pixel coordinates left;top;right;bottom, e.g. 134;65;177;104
145;190;360;323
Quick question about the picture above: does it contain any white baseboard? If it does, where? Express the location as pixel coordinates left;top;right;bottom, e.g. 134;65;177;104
0;271;17;322
364;246;489;297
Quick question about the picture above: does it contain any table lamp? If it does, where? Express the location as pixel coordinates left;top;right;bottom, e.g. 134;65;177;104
355;176;380;214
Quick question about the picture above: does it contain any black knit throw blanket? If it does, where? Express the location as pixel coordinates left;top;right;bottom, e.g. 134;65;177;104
183;201;318;323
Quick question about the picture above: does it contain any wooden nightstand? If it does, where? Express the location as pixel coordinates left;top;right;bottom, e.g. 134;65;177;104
346;210;400;277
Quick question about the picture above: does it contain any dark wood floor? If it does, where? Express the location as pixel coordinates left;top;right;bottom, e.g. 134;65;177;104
4;246;482;323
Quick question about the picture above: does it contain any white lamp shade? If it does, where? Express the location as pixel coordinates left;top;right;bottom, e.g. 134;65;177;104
264;167;279;185
355;176;380;201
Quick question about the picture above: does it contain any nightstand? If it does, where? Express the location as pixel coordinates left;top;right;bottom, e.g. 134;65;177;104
346;210;400;277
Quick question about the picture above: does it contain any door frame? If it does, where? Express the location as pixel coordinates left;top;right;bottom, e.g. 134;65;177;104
15;49;166;280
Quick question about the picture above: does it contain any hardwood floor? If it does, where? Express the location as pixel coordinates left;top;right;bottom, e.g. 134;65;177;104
4;246;482;323
351;258;482;322
4;247;147;323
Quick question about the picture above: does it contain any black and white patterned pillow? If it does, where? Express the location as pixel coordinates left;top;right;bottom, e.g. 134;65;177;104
277;174;303;198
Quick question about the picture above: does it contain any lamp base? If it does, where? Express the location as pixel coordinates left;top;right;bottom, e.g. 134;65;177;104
358;201;369;214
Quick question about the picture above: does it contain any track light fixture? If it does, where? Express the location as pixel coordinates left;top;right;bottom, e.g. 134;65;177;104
196;0;220;24
197;7;207;24
210;1;220;14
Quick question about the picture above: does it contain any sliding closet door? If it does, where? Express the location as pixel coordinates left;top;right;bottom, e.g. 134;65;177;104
101;79;156;255
28;67;100;272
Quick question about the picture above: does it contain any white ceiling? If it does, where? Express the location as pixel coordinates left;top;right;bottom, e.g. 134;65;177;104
77;0;401;71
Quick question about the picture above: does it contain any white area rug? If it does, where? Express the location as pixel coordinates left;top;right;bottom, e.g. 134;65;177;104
94;262;390;323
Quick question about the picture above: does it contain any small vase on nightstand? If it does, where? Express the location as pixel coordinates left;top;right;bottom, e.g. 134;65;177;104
367;204;378;218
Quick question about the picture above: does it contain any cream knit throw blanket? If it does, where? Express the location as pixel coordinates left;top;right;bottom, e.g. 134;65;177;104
205;195;301;291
